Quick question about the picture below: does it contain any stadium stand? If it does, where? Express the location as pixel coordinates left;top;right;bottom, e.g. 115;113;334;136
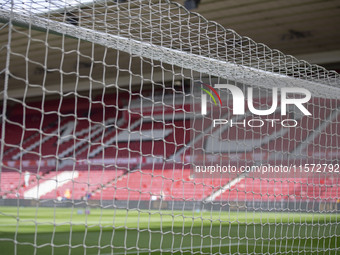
41;169;124;200
92;169;229;201
1;94;339;202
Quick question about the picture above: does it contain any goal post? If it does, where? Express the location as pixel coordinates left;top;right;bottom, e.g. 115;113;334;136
0;1;339;254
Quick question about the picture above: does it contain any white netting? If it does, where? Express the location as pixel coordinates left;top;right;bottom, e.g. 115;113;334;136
0;1;339;254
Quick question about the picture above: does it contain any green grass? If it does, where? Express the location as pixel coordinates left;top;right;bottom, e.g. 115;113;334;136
0;206;339;254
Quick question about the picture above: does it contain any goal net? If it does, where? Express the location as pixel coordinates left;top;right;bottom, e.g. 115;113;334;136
0;0;339;254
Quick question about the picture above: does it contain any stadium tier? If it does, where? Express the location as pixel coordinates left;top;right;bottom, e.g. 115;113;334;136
92;169;229;201
1;95;339;201
215;177;340;202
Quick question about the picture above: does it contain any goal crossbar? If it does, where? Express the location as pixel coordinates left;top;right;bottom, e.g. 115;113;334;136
1;8;339;98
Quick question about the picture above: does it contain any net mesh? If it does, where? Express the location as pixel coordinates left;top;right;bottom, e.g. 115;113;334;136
0;0;339;254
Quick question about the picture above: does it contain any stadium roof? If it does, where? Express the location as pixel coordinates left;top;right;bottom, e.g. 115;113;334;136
7;0;339;65
173;0;340;66
0;0;339;98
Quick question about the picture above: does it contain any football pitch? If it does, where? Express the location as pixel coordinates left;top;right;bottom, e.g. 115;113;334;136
0;206;339;254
